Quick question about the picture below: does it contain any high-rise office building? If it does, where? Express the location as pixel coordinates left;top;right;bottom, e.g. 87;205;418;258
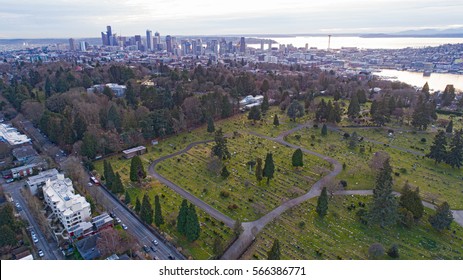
79;41;87;52
69;38;75;51
240;37;246;53
134;35;142;51
166;35;172;53
146;30;153;51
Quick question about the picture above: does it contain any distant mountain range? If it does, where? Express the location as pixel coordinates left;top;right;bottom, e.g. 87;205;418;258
361;27;463;38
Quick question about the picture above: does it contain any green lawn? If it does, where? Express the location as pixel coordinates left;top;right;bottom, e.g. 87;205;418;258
285;127;463;209
244;195;463;260
156;132;328;221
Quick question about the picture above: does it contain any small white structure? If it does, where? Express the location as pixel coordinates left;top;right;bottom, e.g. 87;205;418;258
239;95;264;106
122;146;147;159
43;174;91;231
87;83;127;97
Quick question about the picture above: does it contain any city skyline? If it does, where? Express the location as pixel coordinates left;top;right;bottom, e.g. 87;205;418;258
1;0;463;38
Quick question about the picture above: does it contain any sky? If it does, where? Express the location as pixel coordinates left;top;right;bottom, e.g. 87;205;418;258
0;0;463;38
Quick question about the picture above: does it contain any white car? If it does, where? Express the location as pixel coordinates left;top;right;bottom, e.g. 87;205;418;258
38;250;44;257
33;237;39;243
121;223;128;230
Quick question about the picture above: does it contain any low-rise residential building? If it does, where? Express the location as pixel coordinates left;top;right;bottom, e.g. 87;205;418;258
43;174;91;231
0;123;31;146
26;168;60;195
12;145;38;163
10;164;36;179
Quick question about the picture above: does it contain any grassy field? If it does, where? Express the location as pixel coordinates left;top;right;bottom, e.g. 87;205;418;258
155;132;329;221
243;195;463;260
285;126;463;209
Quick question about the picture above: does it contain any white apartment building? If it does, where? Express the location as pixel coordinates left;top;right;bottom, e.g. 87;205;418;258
26;168;59;195
43;174;91;231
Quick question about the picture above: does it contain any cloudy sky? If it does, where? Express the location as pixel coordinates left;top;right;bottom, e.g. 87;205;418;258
0;0;462;38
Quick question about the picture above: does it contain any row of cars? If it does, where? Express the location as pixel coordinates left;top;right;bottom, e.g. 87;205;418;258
30;230;44;257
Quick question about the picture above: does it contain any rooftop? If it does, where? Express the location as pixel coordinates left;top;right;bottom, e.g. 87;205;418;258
0;123;31;146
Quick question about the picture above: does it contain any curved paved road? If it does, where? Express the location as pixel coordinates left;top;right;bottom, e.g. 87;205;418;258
148;140;236;228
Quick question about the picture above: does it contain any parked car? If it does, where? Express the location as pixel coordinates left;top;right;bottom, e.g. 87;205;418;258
38;250;44;257
150;246;156;252
121;223;128;230
152;239;159;246
168;255;175;260
143;245;150;253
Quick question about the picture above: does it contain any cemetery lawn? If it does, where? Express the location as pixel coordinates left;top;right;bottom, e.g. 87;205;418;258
243;195;463;260
155;132;329;221
285;127;463;209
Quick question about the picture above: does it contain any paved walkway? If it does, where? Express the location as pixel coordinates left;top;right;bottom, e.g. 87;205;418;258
148;140;236;228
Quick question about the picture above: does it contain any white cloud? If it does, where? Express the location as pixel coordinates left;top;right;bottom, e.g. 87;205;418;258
0;0;462;38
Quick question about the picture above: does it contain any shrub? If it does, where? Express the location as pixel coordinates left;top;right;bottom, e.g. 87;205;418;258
368;243;385;260
339;180;347;188
228;204;239;210
387;244;400;259
420;138;426;143
298;221;306;229
343;133;350;139
220;190;230;198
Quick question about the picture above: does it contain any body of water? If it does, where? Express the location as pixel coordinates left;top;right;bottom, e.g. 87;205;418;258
251;36;463;50
379;69;463;92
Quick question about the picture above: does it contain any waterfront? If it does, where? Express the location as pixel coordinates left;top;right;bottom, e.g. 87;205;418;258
378;69;463;92
253;36;463;50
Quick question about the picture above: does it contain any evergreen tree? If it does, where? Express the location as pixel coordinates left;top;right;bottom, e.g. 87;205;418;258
446;129;463;168
177;199;189;235
315;99;328;121
369;159;398;227
267;239;281;260
333;90;341;101
287;100;304;121
427;131;447;164
260;79;270;93
333;102;342;123
399;183;424;220
0;225;17;248
221;95;232;118
44;76;53;98
316;187;329;218
429;202;453;231
135;197;141;214
321;124;328;136
107;104;122;131
140;194;153;225
212;128;231;160
125;81;137;107
412;95;436;130
261;94;270;113
292;148;304;167
112;172;125;194
273;114;279;126
154;195;164;227
357;89;367;104
81;132;97;159
185;203;200;242
104;161;115;190
263;153;275;185
421;82;430;95
124;190;131;205
130;156;146;182
248;106;261;123
207;116;215;133
255;157;263;182
446;120;453;134
73;114;87;141
221;166;230;179
347;92;360;119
